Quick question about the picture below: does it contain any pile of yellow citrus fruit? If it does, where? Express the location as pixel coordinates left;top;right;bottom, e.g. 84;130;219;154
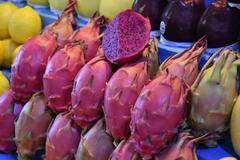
0;2;41;68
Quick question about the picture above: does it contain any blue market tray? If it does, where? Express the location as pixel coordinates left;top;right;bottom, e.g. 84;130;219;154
0;0;239;159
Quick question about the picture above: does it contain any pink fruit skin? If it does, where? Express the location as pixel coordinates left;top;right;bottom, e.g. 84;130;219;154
130;71;189;158
110;138;138;160
70;17;106;62
155;132;199;160
45;112;81;160
15;93;54;159
159;36;207;86
0;90;22;153
75;119;115;160
43;43;86;113
11;33;57;104
44;14;74;47
11;2;76;104
43;0;76;47
71;56;112;128
103;60;150;139
102;10;151;64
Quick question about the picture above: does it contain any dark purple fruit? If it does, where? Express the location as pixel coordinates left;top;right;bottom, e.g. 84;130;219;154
197;0;240;47
161;0;204;42
133;0;168;31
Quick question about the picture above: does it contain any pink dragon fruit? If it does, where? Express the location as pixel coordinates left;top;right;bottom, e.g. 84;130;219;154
43;0;76;47
102;10;151;64
45;112;81;160
43;42;86;113
110;138;140;160
71;56;112;128
0;90;23;153
159;36;207;86
15;92;54;159
103;39;159;140
11;1;76;104
155;132;206;160
75;119;115;160
69;16;107;62
11;33;57;104
130;71;189;158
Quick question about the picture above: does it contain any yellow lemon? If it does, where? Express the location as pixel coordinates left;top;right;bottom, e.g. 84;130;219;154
49;0;68;12
27;0;49;6
76;0;101;18
99;0;134;20
11;44;23;64
8;6;42;44
0;42;4;66
0;71;10;96
1;39;18;68
0;2;17;39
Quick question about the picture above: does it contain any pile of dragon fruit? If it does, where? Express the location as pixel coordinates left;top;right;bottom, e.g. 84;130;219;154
0;0;240;160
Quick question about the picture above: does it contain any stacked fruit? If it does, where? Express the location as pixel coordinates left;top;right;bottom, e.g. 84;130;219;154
0;0;240;160
0;2;42;69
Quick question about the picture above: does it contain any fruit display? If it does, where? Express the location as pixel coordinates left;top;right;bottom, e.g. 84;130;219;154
197;0;240;47
76;0;101;18
0;0;240;160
